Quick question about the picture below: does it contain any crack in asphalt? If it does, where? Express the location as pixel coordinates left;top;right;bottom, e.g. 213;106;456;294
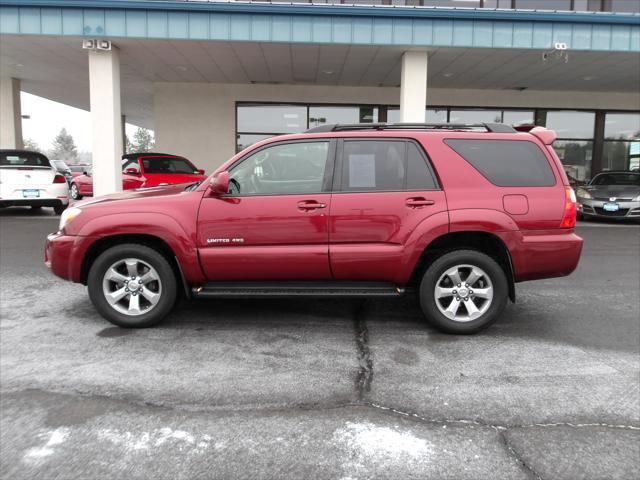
352;300;372;402
497;430;545;480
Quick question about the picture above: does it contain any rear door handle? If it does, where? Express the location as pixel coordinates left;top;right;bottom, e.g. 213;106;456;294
297;200;327;211
405;197;435;208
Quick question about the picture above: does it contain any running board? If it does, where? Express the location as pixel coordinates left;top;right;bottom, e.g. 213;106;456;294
192;281;405;298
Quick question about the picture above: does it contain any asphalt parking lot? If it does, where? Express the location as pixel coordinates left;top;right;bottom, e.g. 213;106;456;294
1;208;639;480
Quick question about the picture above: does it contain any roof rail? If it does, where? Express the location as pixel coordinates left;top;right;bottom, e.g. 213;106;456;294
305;122;517;133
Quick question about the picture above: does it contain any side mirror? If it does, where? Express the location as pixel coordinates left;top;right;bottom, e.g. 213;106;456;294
210;171;229;195
196;169;205;175
83;170;91;176
124;167;140;175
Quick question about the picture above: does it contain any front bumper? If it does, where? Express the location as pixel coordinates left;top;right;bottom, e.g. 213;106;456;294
578;198;640;220
45;232;97;283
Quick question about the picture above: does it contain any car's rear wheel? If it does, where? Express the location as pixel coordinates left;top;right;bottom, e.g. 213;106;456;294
70;183;82;200
419;250;508;334
87;244;177;328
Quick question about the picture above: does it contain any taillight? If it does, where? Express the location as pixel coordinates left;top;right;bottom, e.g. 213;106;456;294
53;174;67;184
560;187;577;229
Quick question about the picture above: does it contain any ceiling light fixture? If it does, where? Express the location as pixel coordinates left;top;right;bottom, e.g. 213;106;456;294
443;72;454;77
321;69;334;75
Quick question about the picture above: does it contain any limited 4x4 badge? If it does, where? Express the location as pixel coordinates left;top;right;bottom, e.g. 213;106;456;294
206;238;245;244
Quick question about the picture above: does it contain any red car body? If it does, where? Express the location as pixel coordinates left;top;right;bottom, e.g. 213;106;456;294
70;153;206;198
46;125;583;332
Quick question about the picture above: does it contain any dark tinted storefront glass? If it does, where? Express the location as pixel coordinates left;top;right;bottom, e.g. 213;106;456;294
237;105;307;134
603;141;640;171
544;111;595;139
553;140;593;182
422;0;481;6
483;0;513;7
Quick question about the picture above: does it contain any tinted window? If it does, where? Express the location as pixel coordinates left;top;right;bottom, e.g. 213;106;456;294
1;152;50;167
340;140;438;192
341;141;406;191
142;157;196;174
445;139;556;187
406;142;438;190
229;141;329;195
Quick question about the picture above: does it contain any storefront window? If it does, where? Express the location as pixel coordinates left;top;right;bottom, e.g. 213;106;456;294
236;134;275;153
603;112;640;171
449;109;502;124
541;110;595;182
237;104;307;134
514;0;572;10
543;111;595;139
503;110;535;126
608;0;640;13
308;106;378;129
554;140;593;182
386;108;448;123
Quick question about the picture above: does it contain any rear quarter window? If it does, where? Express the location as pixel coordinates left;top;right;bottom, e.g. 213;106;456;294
444;139;556;187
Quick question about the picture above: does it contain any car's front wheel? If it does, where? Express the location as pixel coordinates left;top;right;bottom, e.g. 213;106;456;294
419;250;508;334
87;244;177;328
70;183;82;200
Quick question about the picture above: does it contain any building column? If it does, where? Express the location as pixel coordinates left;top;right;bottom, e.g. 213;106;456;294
89;47;123;196
0;77;23;149
399;51;428;123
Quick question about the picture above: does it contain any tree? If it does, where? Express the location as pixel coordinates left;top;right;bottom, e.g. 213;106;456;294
129;128;155;153
23;138;40;152
50;128;78;162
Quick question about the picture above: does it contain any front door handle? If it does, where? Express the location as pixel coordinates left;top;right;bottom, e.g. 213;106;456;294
297;200;327;211
405;197;435;208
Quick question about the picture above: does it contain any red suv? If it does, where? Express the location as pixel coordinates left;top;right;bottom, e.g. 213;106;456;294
45;123;582;334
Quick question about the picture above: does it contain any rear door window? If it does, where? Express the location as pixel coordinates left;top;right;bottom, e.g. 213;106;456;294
339;140;438;191
444;139;556;187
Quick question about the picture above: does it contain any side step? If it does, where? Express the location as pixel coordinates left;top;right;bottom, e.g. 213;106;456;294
192;281;406;298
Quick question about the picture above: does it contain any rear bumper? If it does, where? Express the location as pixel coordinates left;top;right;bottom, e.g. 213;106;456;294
1;198;67;208
45;232;97;283
501;230;584;282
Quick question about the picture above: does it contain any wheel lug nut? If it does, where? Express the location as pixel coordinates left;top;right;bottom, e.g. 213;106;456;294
131;276;135;280
125;288;129;292
453;290;457;295
457;283;461;287
138;279;142;284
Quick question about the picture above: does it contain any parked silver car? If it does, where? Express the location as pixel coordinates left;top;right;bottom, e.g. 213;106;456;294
576;171;640;221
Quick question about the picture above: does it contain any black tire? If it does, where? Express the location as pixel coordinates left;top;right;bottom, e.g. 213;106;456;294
31;205;43;211
53;204;66;215
70;183;82;200
87;244;177;328
418;249;508;335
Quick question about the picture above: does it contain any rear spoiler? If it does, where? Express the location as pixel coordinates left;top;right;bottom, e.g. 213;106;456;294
514;125;557;145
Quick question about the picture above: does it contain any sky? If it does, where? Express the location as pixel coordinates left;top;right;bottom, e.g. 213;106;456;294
21;92;148;153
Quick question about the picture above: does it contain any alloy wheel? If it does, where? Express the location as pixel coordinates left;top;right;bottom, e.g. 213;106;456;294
102;258;162;316
434;264;494;322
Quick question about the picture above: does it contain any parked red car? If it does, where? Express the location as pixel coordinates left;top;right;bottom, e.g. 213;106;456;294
69;153;206;199
46;123;582;334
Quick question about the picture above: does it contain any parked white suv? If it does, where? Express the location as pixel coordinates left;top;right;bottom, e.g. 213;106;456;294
0;150;69;214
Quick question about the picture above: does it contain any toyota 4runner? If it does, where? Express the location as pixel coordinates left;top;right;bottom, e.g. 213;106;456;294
45;123;583;334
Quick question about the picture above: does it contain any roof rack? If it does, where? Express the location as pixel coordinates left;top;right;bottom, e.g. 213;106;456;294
305;122;517;133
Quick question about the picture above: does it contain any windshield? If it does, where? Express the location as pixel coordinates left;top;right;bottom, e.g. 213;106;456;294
142;156;198;174
52;160;70;171
591;173;640;186
69;165;89;173
1;152;51;167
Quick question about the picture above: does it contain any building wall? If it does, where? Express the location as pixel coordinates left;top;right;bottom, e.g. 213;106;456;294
154;82;640;172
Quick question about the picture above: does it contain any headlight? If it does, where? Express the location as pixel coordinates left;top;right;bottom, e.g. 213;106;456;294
632;194;640;201
576;187;592;199
58;207;82;231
